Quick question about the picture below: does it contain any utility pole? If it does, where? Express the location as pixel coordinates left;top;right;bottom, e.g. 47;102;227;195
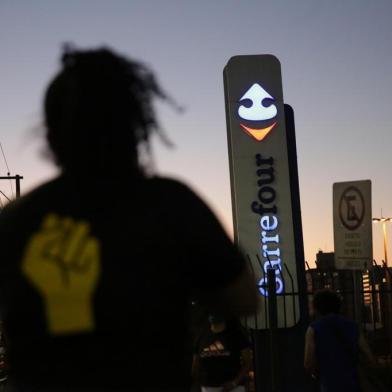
0;175;23;200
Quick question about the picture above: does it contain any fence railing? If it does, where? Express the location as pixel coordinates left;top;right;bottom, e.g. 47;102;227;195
245;256;392;357
243;257;392;392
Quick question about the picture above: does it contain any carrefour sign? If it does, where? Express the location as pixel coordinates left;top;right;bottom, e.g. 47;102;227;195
224;55;299;328
238;83;277;141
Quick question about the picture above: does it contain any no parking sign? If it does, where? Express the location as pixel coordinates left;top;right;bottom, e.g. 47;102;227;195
333;180;373;270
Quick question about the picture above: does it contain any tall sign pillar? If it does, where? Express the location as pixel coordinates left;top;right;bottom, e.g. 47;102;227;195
224;56;308;391
224;55;299;327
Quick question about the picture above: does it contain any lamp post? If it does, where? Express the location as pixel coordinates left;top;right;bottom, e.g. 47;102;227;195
373;215;392;356
372;216;392;266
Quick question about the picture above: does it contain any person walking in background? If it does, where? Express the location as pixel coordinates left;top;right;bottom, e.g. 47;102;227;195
0;46;258;391
192;315;252;392
304;289;375;392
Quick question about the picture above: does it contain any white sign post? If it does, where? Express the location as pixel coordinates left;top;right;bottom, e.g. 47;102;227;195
333;180;372;270
224;55;300;328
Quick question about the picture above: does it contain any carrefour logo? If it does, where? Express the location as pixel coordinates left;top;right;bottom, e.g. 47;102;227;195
238;83;277;141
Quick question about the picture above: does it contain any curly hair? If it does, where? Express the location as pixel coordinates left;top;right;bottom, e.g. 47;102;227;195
44;45;172;175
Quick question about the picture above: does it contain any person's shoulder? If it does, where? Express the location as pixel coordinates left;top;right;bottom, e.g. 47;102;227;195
196;325;212;344
330;314;355;327
148;176;196;194
0;177;63;226
147;176;206;204
338;315;359;332
306;324;315;336
310;317;325;332
227;320;247;334
312;314;358;333
226;322;251;348
310;318;320;328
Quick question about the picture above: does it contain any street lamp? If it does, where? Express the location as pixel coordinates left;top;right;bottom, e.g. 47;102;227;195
372;216;392;266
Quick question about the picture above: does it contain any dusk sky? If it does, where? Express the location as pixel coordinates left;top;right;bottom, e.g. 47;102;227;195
1;1;391;265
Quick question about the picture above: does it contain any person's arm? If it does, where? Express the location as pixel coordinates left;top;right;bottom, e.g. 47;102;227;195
173;179;259;319
358;332;376;365
304;326;317;373
222;347;253;392
191;354;201;392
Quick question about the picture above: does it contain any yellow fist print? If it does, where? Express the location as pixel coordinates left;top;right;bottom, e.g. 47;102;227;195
22;214;101;335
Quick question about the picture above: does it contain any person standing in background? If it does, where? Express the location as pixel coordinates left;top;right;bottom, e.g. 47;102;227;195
304;289;375;392
192;315;252;392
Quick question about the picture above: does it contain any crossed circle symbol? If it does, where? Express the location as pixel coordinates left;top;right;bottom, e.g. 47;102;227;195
338;186;365;230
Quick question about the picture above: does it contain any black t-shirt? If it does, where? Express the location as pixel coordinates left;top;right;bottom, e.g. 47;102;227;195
0;174;246;391
195;323;250;387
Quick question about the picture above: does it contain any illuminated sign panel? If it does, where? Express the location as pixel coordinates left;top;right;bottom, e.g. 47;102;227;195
224;55;299;328
238;83;277;121
238;83;277;141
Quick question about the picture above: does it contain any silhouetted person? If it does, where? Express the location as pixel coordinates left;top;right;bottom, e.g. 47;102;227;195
0;46;258;391
192;315;252;392
304;289;374;392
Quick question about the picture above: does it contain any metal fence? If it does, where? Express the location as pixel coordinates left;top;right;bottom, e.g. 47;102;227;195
245;257;392;353
244;255;302;331
243;257;392;392
304;260;392;359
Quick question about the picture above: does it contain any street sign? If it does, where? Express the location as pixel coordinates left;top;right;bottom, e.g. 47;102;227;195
224;55;301;328
333;180;372;270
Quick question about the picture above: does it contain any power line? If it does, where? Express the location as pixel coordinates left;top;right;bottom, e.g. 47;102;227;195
0;143;11;174
0;142;14;198
0;189;11;202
